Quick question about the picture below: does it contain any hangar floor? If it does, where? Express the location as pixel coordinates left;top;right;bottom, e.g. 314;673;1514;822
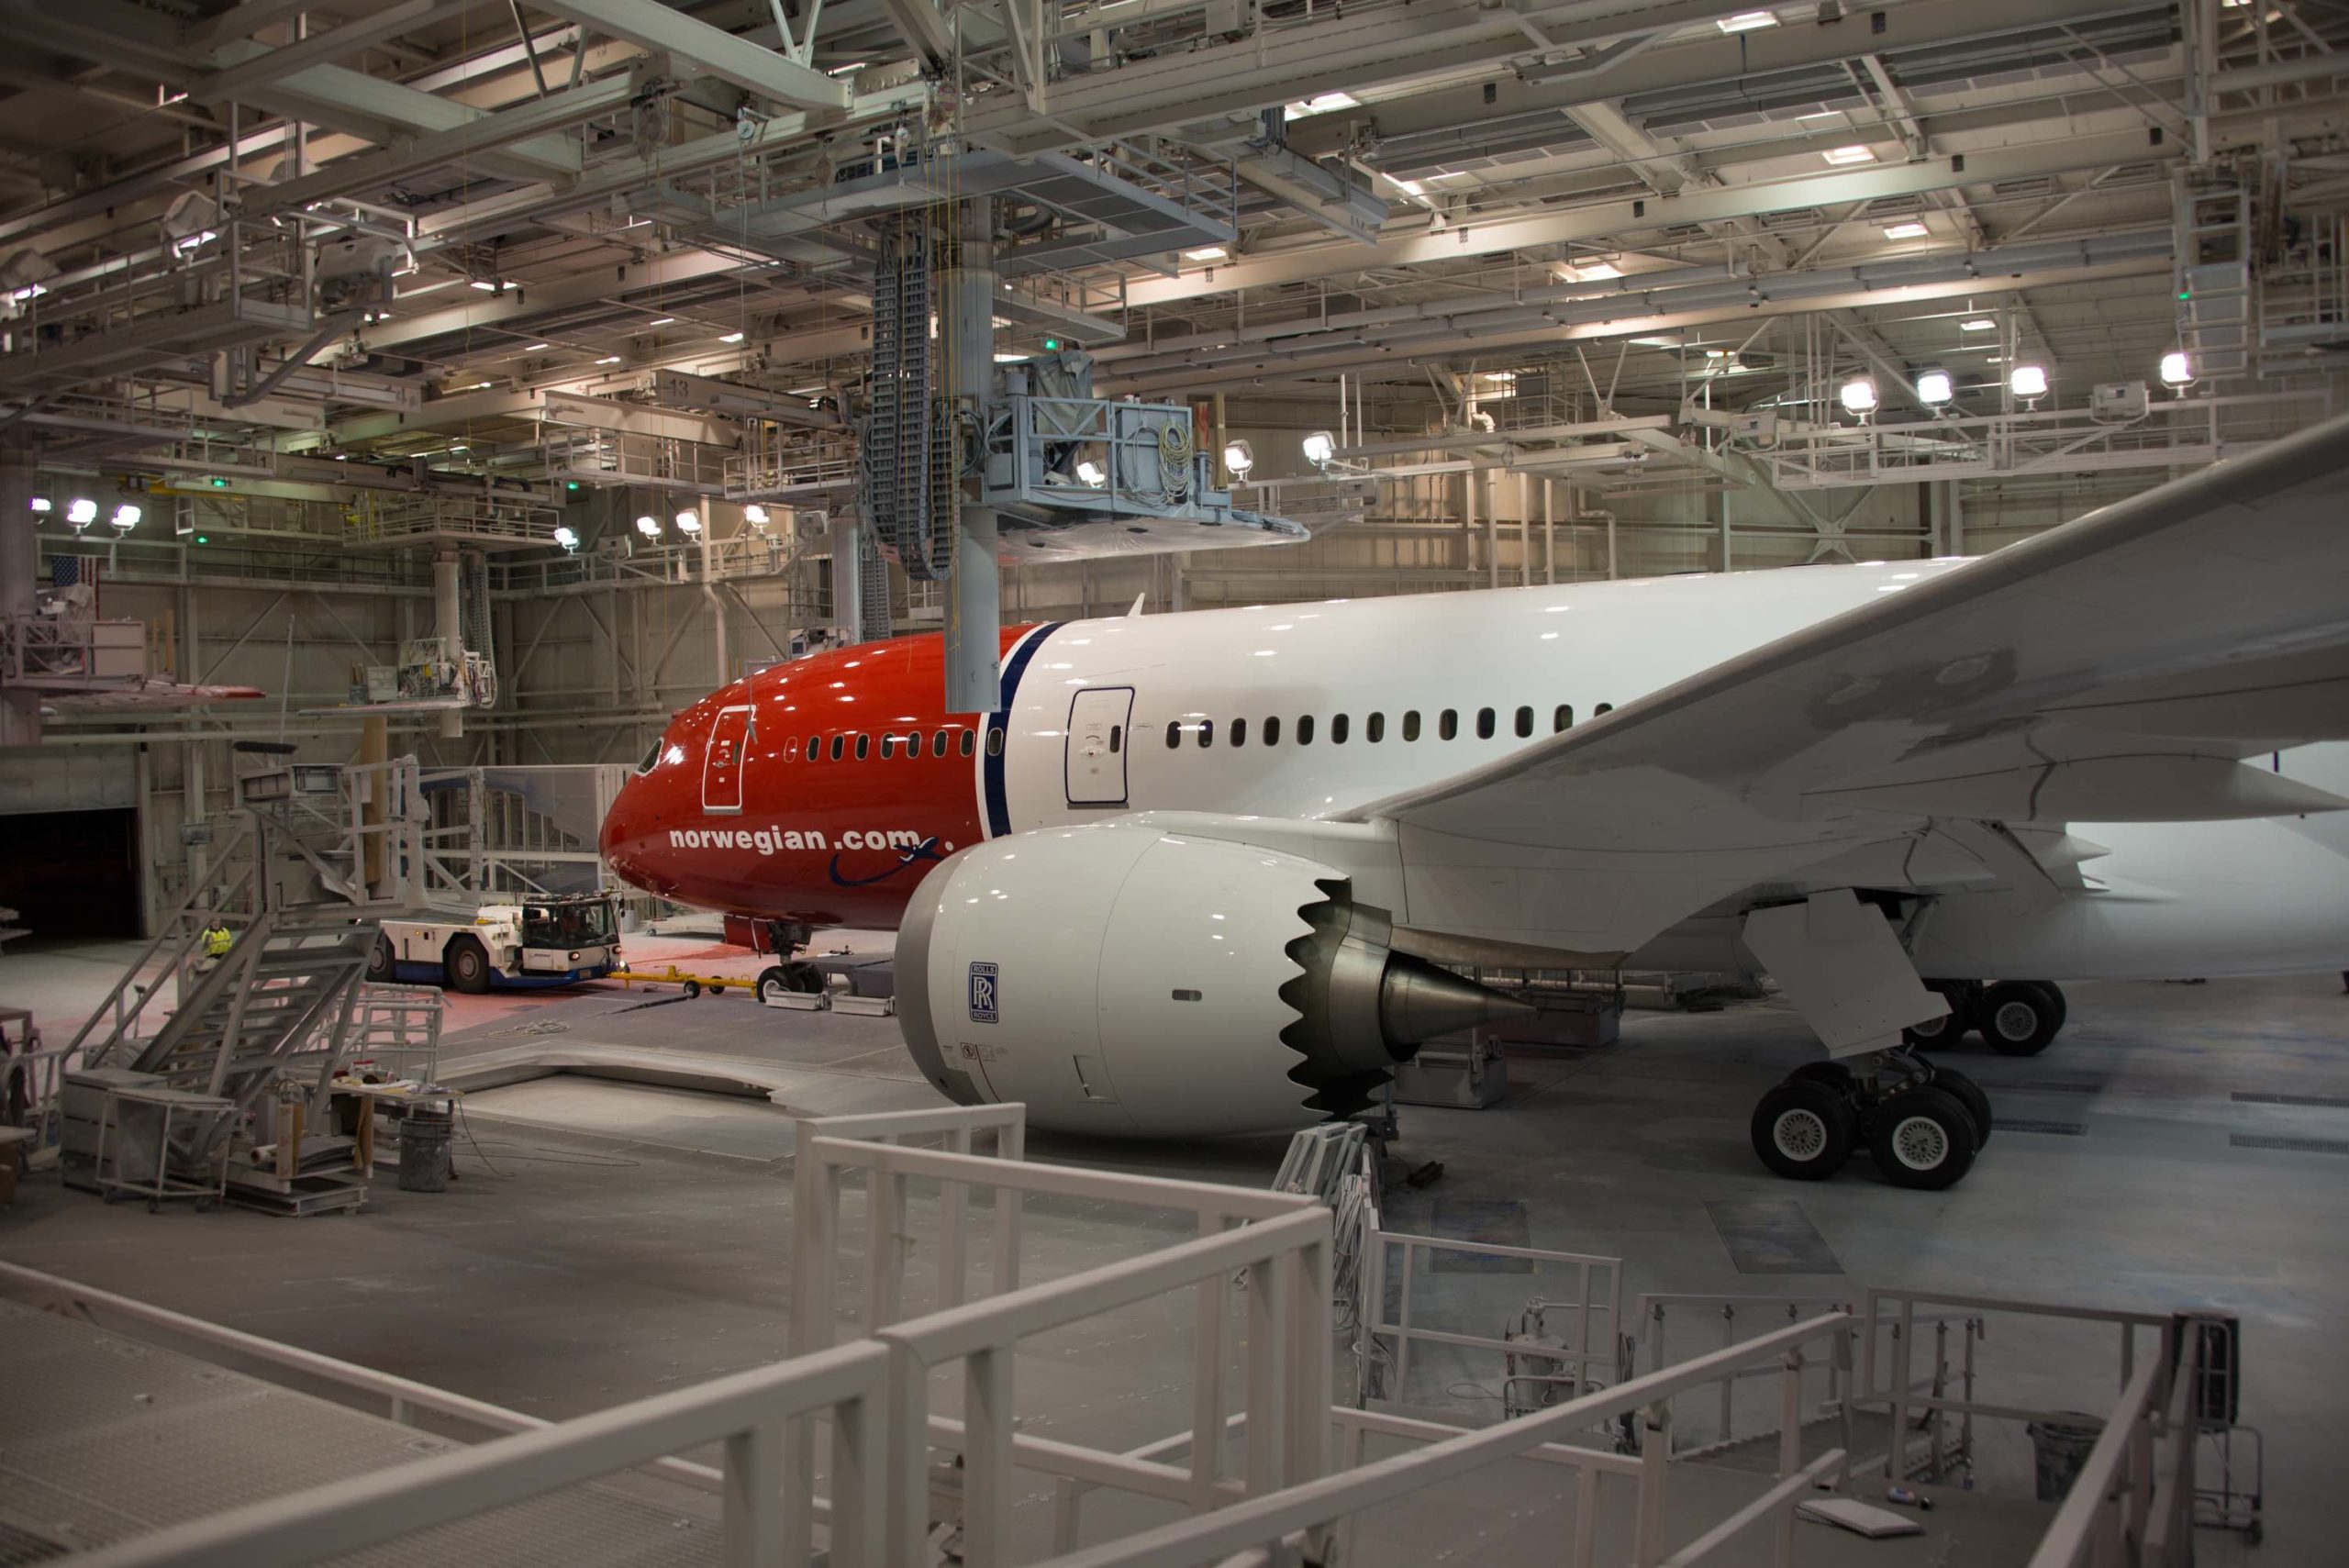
2;946;2341;1563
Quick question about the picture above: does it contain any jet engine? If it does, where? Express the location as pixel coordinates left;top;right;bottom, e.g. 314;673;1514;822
896;818;1527;1136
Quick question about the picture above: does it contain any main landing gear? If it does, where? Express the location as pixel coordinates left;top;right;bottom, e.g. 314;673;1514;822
1902;980;2067;1056
1753;1048;1992;1191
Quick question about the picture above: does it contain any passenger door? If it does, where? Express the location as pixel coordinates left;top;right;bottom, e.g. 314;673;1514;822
1064;686;1134;806
702;705;752;814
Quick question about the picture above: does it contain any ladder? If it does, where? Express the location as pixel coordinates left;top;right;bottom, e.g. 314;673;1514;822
2175;176;2253;379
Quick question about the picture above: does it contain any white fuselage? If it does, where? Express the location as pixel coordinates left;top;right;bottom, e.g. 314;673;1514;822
974;562;2349;981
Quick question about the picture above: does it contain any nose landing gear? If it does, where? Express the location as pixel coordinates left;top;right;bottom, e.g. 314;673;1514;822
1750;1048;1992;1190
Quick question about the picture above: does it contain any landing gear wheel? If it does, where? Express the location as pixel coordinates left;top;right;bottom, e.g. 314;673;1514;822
755;963;824;1003
443;935;492;995
1752;1081;1857;1181
2018;981;2067;1032
1865;1086;1980;1189
1981;982;2061;1056
365;936;394;984
1930;1066;1994;1145
1902;982;1975;1048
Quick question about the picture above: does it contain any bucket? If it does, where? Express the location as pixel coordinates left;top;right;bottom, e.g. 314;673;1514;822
2026;1413;2107;1502
397;1105;452;1193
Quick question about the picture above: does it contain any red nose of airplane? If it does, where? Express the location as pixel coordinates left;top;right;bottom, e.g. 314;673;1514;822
601;728;695;902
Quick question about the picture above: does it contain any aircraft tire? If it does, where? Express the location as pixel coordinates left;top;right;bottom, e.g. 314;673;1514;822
1753;1081;1856;1181
1981;982;2061;1055
1865;1087;1979;1189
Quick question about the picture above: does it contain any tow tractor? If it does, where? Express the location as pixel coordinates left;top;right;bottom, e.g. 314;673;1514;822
366;893;623;993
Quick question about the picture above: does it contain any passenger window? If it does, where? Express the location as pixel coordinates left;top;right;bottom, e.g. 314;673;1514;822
1594;702;1614;717
904;736;919;762
1231;717;1248;748
1297;715;1316;745
1109;724;1122;754
934;728;949;756
1166;720;1182;749
1331;713;1350;744
1554;705;1574;732
1439;709;1457;740
1402;711;1420;741
855;734;870;761
1476;707;1496;740
1197;718;1215;749
880;735;896;759
1366;712;1385;742
961;730;976;758
987;727;1005;756
1515;706;1533;739
829;735;843;761
1264;716;1281;746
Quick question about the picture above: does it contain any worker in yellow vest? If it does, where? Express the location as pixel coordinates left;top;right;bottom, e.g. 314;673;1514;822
199;916;233;973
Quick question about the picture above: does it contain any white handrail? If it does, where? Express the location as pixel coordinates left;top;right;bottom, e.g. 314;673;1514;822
2025;1357;2166;1568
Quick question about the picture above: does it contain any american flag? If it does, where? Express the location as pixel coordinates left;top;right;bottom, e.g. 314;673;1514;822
50;556;97;591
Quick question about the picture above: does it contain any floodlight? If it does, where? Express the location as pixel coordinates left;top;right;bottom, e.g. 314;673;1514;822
635;514;662;538
552;525;579;552
1916;369;1954;405
110;503;140;532
27;495;50;514
66;497;96;527
1075;459;1107;486
2008;363;2048;399
1301;430;1336;467
743;503;770;528
2159;350;2192;388
1222;439;1254;478
675;510;703;536
1839;375;1878;416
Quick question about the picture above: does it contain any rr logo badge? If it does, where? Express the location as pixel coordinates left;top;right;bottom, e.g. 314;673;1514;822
968;962;999;1024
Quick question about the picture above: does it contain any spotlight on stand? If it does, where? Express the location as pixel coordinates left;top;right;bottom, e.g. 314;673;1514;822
65;497;96;530
634;514;662;539
1074;458;1106;486
674;510;703;537
1839;375;1878;419
1916;368;1954;406
110;503;140;534
2159;350;2193;391
1222;439;1254;480
2009;362;2048;406
552;525;579;553
743;503;770;530
1301;430;1336;468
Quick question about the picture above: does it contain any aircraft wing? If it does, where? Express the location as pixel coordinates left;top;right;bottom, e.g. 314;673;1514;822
1348;411;2349;960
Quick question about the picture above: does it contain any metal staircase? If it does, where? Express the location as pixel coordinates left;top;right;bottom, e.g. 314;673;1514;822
117;907;375;1147
2176;176;2254;379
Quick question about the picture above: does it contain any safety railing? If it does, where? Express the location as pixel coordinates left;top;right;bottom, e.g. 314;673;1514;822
67;815;260;1070
1362;1229;1623;1413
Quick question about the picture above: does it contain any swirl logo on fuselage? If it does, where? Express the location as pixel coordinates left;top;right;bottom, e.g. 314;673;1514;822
828;835;948;887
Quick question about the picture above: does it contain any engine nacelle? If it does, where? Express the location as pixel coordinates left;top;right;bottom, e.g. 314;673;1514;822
896;818;1526;1137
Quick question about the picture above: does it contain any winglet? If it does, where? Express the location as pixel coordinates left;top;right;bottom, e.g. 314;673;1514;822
1126;593;1148;617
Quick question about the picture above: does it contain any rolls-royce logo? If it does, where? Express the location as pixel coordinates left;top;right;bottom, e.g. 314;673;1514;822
968;962;999;1024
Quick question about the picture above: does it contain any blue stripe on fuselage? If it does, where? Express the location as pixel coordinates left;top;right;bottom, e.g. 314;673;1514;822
984;623;1062;839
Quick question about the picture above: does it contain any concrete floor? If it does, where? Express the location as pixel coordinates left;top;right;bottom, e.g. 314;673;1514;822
3;936;2342;1564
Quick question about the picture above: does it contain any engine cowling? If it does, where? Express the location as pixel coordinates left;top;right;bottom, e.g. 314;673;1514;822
896;818;1527;1137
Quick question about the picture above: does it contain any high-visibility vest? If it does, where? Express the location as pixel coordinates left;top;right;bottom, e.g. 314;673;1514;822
204;926;234;959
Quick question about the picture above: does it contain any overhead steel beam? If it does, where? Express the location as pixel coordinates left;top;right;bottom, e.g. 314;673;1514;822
1122;129;2179;309
875;0;953;69
184;0;327;49
191;0;458;105
527;0;851;114
1230;144;1391;245
1279;0;2157;158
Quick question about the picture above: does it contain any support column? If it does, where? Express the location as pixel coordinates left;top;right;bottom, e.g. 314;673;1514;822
1542;480;1555;585
829;515;863;642
359;714;387;895
434;549;462;740
1;449;39;747
940;201;1002;713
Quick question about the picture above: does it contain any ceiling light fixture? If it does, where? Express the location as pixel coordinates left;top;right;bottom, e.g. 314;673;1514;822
522;342;550;351
1821;145;1876;166
1283;91;1360;120
1959;317;1997;332
2159;350;2193;388
648;317;676;326
1839;375;1878;416
720;330;745;343
2009;362;2048;402
1882;220;1929;240
1717;10;1779;32
1916;368;1954;405
596;355;622;364
1182;245;1228;262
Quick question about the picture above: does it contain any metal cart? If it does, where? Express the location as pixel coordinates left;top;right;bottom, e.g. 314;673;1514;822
95;1085;233;1213
2186;1314;2264;1544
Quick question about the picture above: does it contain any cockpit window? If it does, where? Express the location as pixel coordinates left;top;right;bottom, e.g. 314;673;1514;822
636;743;661;774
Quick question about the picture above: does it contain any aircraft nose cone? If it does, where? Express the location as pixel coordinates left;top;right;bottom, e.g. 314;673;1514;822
600;773;675;897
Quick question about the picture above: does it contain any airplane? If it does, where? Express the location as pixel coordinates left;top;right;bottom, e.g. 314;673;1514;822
602;413;2349;1189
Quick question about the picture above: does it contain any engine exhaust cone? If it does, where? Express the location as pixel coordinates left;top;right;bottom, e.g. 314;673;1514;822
1380;955;1536;1046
